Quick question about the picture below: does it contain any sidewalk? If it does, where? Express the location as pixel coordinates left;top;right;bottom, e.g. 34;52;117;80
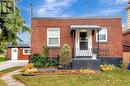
0;60;28;71
0;69;26;86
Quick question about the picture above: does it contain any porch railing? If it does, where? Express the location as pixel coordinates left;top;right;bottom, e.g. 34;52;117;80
75;48;109;58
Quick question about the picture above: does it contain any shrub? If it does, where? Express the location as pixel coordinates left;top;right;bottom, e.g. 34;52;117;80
118;63;128;71
21;64;34;72
20;64;38;74
24;68;38;74
43;46;50;57
30;54;58;68
30;54;44;68
100;64;115;72
59;44;72;65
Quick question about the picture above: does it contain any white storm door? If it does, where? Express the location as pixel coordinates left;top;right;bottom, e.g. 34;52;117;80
75;30;92;56
11;48;18;60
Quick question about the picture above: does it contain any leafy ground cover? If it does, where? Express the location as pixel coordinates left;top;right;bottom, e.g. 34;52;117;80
14;70;130;86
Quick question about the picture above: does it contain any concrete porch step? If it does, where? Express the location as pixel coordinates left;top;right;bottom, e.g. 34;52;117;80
71;58;100;70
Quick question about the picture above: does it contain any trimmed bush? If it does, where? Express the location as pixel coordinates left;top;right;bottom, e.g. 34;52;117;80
30;54;58;68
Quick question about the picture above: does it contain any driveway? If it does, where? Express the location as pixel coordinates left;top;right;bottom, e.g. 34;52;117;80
0;60;28;71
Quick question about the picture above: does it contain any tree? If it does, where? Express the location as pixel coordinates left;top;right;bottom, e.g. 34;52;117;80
0;0;31;54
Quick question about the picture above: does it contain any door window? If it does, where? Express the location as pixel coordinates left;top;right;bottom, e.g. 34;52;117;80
79;32;88;50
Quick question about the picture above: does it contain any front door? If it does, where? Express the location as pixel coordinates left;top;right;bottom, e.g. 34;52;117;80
11;48;18;60
75;30;92;56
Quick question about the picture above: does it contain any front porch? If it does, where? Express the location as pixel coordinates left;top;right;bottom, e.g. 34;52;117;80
70;25;102;70
70;25;101;58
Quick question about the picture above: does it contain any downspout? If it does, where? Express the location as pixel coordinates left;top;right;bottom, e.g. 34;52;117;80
97;29;100;59
72;30;75;58
71;30;75;69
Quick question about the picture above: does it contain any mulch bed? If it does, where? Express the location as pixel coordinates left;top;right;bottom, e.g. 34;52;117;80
21;70;101;76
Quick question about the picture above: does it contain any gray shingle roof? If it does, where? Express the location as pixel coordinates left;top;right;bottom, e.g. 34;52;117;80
7;44;30;48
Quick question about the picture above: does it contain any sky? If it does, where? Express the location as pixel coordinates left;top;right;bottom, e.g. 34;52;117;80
16;0;129;43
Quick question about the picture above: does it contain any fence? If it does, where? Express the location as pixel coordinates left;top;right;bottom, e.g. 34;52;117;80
123;52;130;64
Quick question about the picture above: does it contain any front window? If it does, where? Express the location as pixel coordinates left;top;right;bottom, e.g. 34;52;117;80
23;48;31;55
47;28;60;47
96;28;108;42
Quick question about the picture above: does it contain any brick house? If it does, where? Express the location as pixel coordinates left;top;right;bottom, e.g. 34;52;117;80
123;30;130;52
31;17;123;69
123;0;130;52
7;44;31;60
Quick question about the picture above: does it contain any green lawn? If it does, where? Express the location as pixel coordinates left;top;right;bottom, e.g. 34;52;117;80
14;70;130;86
0;55;6;62
0;79;6;86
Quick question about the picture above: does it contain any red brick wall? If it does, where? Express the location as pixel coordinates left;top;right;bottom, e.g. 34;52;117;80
7;48;11;60
18;48;30;60
7;48;30;60
123;31;130;52
31;18;123;58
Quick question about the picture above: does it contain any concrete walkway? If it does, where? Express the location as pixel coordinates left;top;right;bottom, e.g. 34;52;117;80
0;69;26;86
0;60;28;71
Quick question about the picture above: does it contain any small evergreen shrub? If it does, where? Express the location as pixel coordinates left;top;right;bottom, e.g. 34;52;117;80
59;44;72;65
43;46;50;57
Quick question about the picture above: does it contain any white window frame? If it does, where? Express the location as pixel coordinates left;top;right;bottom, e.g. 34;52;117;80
96;28;108;43
23;48;31;55
47;28;60;47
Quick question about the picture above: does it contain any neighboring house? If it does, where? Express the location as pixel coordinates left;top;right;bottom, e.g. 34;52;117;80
122;0;130;64
123;0;130;52
123;30;130;52
31;17;123;69
7;44;31;60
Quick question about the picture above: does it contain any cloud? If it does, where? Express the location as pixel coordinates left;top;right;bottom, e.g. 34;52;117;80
115;0;128;5
35;0;77;17
83;8;122;17
98;9;122;16
100;0;128;5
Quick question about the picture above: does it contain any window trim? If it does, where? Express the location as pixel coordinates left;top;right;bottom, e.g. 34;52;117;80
23;48;31;55
96;28;108;43
47;28;60;47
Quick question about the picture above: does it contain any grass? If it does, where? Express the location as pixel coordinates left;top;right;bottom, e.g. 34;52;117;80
0;66;22;76
14;70;130;86
0;79;6;86
0;55;6;62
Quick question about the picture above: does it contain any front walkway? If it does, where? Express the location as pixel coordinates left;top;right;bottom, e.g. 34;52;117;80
0;69;25;86
0;60;28;71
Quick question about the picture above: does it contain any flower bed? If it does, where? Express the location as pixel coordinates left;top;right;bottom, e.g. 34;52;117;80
38;69;99;75
20;64;100;76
